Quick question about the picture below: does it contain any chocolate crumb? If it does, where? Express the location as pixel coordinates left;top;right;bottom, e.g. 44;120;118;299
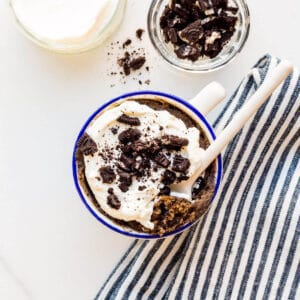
107;187;114;194
138;185;146;191
122;39;132;48
117;114;141;126
99;166;116;183
145;79;151;85
110;127;119;135
136;28;144;39
123;63;131;76
139;80;142;85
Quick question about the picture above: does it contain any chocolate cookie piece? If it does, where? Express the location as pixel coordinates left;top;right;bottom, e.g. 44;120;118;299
77;133;98;156
177;174;189;182
136;28;144;40
107;193;121;209
159;186;171;196
122;39;132;48
161;135;189;150
172;155;190;172
162;169;176;185
129;57;146;70
117;114;141;126
118;128;141;143
120;153;135;169
167;27;178;44
118;183;129;193
179;19;204;44
154;153;171;168
123;63;131;76
99;166;116;183
175;44;200;61
118;51;131;76
131;141;149;154
118;171;132;186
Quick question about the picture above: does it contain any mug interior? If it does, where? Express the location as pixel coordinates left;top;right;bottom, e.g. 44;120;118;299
72;91;222;239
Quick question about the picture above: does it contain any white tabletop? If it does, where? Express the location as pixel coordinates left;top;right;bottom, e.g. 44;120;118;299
0;0;299;299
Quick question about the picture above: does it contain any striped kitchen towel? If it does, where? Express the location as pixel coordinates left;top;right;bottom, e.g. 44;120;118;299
96;54;300;300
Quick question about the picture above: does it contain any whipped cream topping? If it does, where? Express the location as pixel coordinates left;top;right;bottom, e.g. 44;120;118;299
11;0;119;45
83;101;204;229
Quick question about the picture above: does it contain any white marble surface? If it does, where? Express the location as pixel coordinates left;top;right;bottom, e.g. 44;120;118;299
0;0;299;299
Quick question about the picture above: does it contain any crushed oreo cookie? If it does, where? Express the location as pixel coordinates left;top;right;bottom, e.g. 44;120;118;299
77;133;98;156
118;171;132;186
107;190;121;209
159;186;171;196
117;114;141;126
118;128;142;143
177;174;190;182
162;170;177;185
179;19;204;44
120;153;135;169
172;155;190;172
117;52;146;76
122;39;132;48
154;152;171;168
160;0;238;60
119;183;129;192
99;166;116;183
161;135;189;150
129;57;146;70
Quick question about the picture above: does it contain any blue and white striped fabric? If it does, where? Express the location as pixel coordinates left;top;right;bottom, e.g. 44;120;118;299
96;55;300;300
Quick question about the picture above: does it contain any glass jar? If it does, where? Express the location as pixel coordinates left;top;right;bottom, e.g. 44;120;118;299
148;0;250;72
9;0;126;54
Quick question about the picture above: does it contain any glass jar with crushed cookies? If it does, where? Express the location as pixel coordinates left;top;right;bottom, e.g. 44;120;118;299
148;0;250;72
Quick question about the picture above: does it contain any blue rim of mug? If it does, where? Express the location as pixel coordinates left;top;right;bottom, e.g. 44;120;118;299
72;91;223;239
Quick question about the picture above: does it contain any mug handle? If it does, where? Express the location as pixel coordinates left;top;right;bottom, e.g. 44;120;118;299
189;81;226;116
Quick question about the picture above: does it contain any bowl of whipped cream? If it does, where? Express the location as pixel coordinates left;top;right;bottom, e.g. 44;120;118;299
9;0;126;53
